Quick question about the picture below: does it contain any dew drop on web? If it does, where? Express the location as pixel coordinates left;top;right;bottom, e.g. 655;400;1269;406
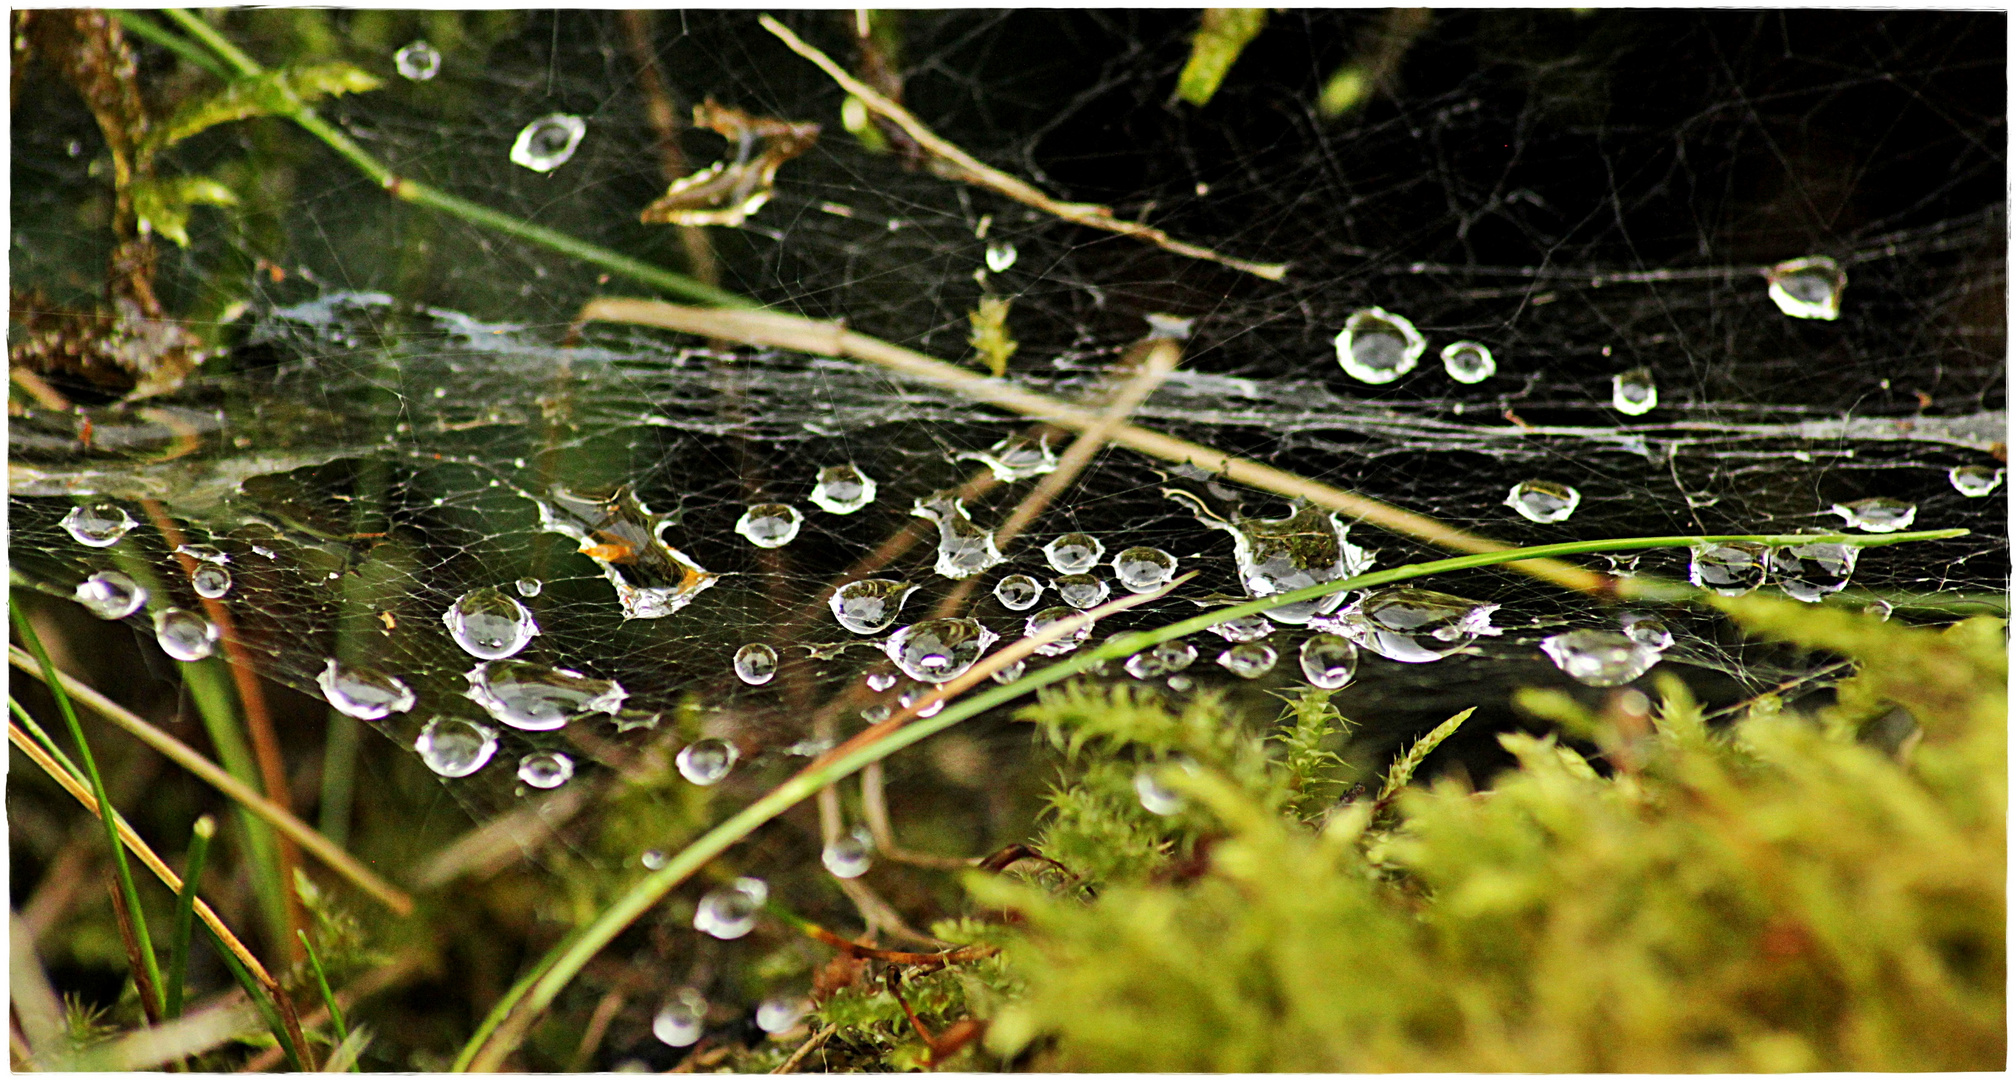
1503;480;1581;524
1765;255;1845;320
414;717;498;778
444;587;539;660
1134;767;1184;815
191;562;233;599
821;830;873;879
1053;573;1110;610
1042;532;1104;574
1025;605;1090;656
509;113;585;172
984;241;1018;273
74;570;146;620
516;750;574;789
1540;629;1665;687
1440;340;1496;383
757;995;809;1034
992;573;1043;611
393;39;441;81
1334;588;1499;664
693;877;766;940
514;577;543;598
829;578;917;634
154;608;218;662
1216;641;1277;679
1298;633;1357;688
61;503;135;547
1769;540;1857;602
809;464;877;514
1611;366;1658;415
1688;543;1767;596
653;988;707;1047
733;642;779;685
1948;465;2003;497
1829;497;1916;533
318;659;416;720
885;617;996;683
1124;639;1196;679
1620;613;1674;650
676;737;738;786
735;502;803;548
1112;546;1178;593
1209;613;1276;642
465;659;625;731
1334;307;1426;385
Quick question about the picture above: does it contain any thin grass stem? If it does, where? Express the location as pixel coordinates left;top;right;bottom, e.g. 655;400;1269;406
164;815;215;1020
298;930;352;1055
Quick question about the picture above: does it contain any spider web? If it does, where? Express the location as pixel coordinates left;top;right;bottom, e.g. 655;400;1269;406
11;11;2007;845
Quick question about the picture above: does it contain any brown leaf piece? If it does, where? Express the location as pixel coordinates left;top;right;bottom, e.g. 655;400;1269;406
639;99;819;228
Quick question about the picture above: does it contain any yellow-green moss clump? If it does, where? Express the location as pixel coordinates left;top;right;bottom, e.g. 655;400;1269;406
971;598;2004;1071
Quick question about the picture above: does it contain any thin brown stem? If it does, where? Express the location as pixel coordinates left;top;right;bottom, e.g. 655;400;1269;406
105;870;164;1026
619;9;719;286
771;1024;835;1074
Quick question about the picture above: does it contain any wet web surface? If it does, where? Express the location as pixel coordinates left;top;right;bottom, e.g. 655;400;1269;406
11;13;2007;859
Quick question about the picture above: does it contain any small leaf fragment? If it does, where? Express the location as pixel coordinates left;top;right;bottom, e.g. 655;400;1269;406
966;296;1018;378
131;175;238;247
159;64;382;148
1175;9;1269;107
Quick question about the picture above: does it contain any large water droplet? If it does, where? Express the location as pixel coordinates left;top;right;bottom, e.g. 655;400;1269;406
1334;588;1499;664
444;587;539;660
1688;543;1766;596
910;493;1005;579
1134;767;1185;816
515;577;543;598
1216;642;1278;679
465;659;626;731
414;717;498;778
885;618;997;683
1124;639;1196;680
1025;606;1091;656
958;435;1057;482
1503;480;1581;524
510;113;586;172
1053;573;1110;610
153;608;218;662
984;241;1018;273
1298;633;1358;688
1769;540;1857;603
1440;340;1496;384
393;39;440;81
74;570;146;619
1619;613;1674;650
534;486;719;620
1334;307;1426;384
829;578;918;634
318;659;415;720
653;988;708;1047
517;750;574;789
733;643;779;685
677;738;738;785
1167;491;1371;625
1765;255;1845;320
810;464;877;514
1949;465;2004;498
1112;546;1178;594
992;574;1043;611
1042;533;1105;574
61;503;135;547
756;995;809;1035
1829;497;1917;533
190;563;233;600
1611;367;1658;416
694;877;767;940
1208;613;1276;642
821;830;873;879
735;503;803;548
1540;629;1665;687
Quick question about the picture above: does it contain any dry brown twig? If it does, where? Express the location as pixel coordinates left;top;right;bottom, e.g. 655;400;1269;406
759;14;1288;282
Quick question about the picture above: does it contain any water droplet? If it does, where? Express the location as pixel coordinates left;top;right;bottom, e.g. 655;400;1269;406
444;587;539;660
1208;613;1275;642
1829;497;1917;533
957;435;1057;482
1540;629;1665;687
1025;606;1091;656
1112;546;1178;594
1334;588;1499;664
1770;540;1857;603
1217;641;1277;679
517;750;574;789
694;877;767;940
175;543;227;563
653;988;708;1047
1125;639;1196;679
61;503;135;547
1145;312;1195;340
1503;480;1582;524
1611;367;1658;416
1167;491;1371;625
676;738;738;785
864;669;898;693
465;659;626;731
74;571;146;619
885;618;997;683
535;486;719;620
810;464;877;514
190;563;233;599
1053;573;1110;610
829;578;918;634
992;574;1043;611
1042;533;1105;574
734;643;779;685
1440;340;1496;383
756;995;809;1034
1134;767;1185;815
911;493;1005;579
414;717;498;778
318;659;416;720
1334;307;1426;385
860;704;892;722
984;241;1017;273
1298;634;1357;688
393;39;440;80
515;577;543;598
153;608;218;662
1688;543;1767;596
1619;613;1673;650
822;830;873;879
642;849;668;870
1948;465;2004;498
896;683;946;718
991;658;1027;683
1862;599;1894;621
510;113;586;172
735;503;804;548
1765;255;1845;321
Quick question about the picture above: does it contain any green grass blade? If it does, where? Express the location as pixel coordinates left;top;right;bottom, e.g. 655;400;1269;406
106;9;231;78
298;929;351;1049
205;924;301;1071
452;528;1963;1069
10;601;165;1018
165;815;216;1020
